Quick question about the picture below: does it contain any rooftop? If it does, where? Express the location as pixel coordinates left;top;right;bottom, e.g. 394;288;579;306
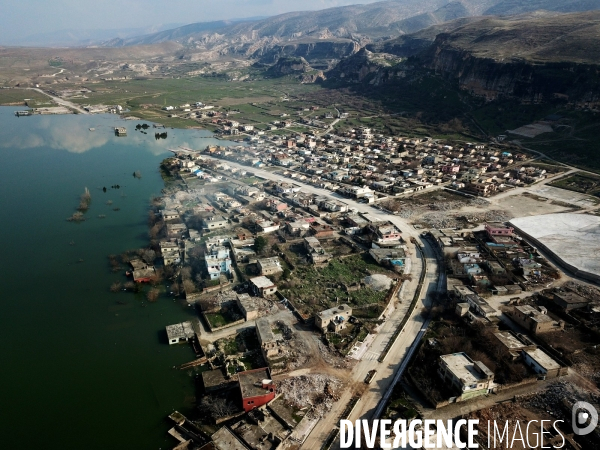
251;276;276;289
523;348;561;371
201;368;229;389
237;293;258;312
238;368;273;399
212;427;249;450
256;318;276;344
493;331;531;350
258;257;282;270
440;352;494;385
319;304;351;320
166;321;195;341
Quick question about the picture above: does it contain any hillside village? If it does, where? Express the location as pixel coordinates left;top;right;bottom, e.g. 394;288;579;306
116;121;600;450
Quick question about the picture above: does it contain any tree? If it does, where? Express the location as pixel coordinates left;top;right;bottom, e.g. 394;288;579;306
282;268;291;280
141;249;156;264
254;236;268;254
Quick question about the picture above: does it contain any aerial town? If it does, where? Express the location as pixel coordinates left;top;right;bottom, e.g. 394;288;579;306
116;113;600;450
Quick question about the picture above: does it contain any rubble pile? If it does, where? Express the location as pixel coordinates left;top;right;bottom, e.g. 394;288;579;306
278;374;343;417
523;381;599;419
563;281;600;300
421;208;512;229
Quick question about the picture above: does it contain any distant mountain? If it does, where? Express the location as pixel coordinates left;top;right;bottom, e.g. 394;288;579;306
100;0;600;64
329;11;600;103
2;24;186;47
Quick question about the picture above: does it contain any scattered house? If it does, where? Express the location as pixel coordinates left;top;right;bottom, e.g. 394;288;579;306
238;368;276;413
257;220;280;234
553;290;591;311
485;222;514;238
315;304;352;332
236;293;259;321
257;257;283;276
464;294;497;319
212;426;250;450
131;260;156;283
256;317;281;360
166;321;195;345
304;236;332;264
202;369;236;394
485;260;506;276
309;223;335;238
369;247;406;268
162;209;180;220
438;352;495;400
160;240;180;265
167;223;187;238
521;348;567;379
202;215;229;230
250;276;277;297
205;252;232;280
507;305;563;335
492;331;536;359
369;222;402;246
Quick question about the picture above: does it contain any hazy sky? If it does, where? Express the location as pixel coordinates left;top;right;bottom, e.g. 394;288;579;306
0;0;384;43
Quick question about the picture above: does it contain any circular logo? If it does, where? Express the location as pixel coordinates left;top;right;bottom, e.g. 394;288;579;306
572;401;598;436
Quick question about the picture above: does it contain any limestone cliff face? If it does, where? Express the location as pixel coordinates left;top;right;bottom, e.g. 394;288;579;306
423;36;600;101
326;48;406;85
255;41;361;64
266;57;312;77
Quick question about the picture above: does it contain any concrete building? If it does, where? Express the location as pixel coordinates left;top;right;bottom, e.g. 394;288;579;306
258;257;283;276
438;353;494;400
250;276;277;297
370;222;402;246
202;215;229;230
464;294;497;319
553;290;591;311
212;426;250;450
304;236;331;264
257;220;280;234
485;222;514;238
492;331;536;359
205;251;232;280
166;321;195;345
256;317;280;359
521;348;566;379
238;368;276;413
507;305;563;335
236;293;259;321
315;304;352;332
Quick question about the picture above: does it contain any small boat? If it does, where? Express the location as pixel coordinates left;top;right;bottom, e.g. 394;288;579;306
125;271;132;276
89;128;95;131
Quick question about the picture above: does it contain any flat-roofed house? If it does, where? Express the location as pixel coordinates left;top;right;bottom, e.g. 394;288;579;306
315;304;352;332
250;276;277;297
521;348;566;379
438;352;494;400
166;321;195;345
238;368;276;412
258;257;283;276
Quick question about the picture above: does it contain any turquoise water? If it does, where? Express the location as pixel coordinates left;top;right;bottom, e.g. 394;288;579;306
0;108;231;449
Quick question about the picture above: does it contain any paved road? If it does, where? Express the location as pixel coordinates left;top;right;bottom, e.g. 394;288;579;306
300;239;440;450
200;155;422;242
198;155;441;448
19;87;89;114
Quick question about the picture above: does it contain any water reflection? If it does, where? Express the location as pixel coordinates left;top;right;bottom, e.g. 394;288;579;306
2;112;217;155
